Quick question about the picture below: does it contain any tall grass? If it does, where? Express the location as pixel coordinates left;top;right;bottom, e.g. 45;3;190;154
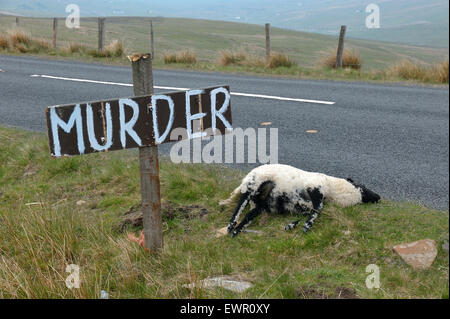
389;60;449;83
266;52;296;68
163;50;197;64
105;40;124;57
1;29;52;54
218;50;294;69
321;49;362;70
218;50;248;66
0;34;8;49
65;42;84;54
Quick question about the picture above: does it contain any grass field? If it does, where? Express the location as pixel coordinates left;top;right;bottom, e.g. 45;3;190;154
0;16;448;71
0;125;448;298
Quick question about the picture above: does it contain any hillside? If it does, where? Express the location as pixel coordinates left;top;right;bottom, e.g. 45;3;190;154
0;0;448;47
0;16;448;70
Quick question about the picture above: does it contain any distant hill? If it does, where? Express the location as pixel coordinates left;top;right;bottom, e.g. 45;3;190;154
0;0;448;48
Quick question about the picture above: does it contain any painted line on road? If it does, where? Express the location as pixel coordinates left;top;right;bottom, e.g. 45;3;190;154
30;74;335;105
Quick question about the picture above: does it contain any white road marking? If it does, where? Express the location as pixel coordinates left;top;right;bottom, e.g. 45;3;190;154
30;74;335;105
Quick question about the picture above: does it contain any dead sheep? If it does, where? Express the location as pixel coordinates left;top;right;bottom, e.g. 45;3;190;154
220;164;380;237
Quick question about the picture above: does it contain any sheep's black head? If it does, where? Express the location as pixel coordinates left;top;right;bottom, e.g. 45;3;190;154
346;178;381;203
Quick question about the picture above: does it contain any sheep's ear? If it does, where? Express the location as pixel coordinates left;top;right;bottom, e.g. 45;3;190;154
346;178;355;184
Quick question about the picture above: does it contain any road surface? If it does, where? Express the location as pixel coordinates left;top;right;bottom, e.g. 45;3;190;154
0;55;448;210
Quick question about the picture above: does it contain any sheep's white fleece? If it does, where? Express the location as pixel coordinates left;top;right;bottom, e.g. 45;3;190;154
225;164;362;208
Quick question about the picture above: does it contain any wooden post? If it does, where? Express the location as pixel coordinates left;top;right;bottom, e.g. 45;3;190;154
336;25;346;68
265;23;271;63
98;18;105;52
52;18;58;49
130;53;162;251
15;17;19;27
150;20;155;60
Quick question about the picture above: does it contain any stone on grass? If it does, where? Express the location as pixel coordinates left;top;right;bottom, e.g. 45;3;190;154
76;200;87;206
183;276;252;293
215;227;228;238
393;239;438;270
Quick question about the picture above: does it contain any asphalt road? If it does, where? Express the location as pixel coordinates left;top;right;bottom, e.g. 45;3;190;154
0;55;448;210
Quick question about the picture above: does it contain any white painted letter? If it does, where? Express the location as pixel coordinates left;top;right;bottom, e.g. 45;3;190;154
50;105;84;157
210;87;232;133
185;89;206;139
151;95;175;144
119;99;141;148
86;103;113;151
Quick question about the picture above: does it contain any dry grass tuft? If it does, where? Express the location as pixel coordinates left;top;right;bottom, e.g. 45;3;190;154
432;60;449;83
218;50;248;66
388;60;449;84
65;42;83;54
163;50;197;64
7;29;31;47
105;40;124;57
32;38;52;51
321;49;362;70
266;52;296;68
0;34;8;49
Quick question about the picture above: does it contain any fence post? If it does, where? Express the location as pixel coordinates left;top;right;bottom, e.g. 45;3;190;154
265;23;271;63
15;17;19;27
150;20;155;59
98;18;105;52
52;18;58;49
130;53;163;252
336;25;346;68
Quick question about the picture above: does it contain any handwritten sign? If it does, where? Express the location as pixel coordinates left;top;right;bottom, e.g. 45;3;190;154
45;86;232;157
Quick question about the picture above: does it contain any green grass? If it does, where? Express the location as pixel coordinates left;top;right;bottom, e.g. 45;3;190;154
0;126;448;298
0;16;448;84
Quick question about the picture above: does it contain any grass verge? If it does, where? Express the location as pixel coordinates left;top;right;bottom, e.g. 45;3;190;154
0;126;448;298
0;27;448;85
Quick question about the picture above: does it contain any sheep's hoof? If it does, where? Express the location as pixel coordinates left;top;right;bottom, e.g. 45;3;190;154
230;230;239;238
302;226;310;233
285;225;292;231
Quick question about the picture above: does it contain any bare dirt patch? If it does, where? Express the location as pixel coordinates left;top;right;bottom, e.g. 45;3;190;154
118;201;209;232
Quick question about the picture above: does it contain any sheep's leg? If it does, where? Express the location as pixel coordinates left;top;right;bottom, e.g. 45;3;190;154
231;181;274;237
285;220;301;231
302;188;324;233
227;192;250;233
230;207;263;237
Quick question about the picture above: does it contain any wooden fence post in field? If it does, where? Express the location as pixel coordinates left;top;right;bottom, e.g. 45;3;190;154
130;53;163;251
52;18;58;49
15;17;19;27
98;17;105;52
336;25;346;68
150;20;155;59
265;23;271;63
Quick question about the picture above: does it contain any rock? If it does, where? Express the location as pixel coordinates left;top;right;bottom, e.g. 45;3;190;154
183;276;252;293
100;290;109;299
76;200;87;206
442;240;449;253
393;239;438;270
215;227;228;238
